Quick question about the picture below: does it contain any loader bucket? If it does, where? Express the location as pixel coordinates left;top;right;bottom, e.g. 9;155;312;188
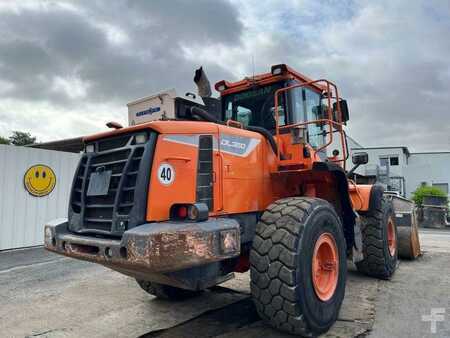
386;194;421;259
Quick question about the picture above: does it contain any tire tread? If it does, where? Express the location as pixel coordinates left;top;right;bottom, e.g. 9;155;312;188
355;197;397;279
250;197;328;336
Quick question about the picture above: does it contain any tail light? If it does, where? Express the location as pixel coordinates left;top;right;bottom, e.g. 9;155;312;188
177;206;188;218
171;203;209;222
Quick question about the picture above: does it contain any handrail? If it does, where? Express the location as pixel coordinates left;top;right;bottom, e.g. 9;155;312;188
273;79;347;170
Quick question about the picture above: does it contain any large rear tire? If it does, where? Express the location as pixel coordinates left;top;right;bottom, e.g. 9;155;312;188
250;197;347;336
136;280;202;300
355;196;398;279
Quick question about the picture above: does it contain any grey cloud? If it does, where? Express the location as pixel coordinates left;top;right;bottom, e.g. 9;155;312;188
125;0;242;44
239;0;450;152
0;0;448;152
0;0;242;106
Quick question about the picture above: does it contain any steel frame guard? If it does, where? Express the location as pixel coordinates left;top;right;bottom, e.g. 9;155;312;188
274;79;347;170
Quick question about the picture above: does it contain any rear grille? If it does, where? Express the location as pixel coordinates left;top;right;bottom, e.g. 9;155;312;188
69;131;157;236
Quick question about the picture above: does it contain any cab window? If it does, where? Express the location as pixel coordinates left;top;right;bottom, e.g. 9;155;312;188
289;86;324;148
225;104;252;127
223;82;286;130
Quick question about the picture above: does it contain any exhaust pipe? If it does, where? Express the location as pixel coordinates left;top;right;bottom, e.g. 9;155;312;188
193;66;221;120
194;66;212;98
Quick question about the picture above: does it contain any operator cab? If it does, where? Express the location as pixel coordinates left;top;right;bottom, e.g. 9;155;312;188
216;64;350;166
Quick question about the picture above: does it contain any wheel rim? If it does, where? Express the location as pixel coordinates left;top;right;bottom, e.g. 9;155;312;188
387;217;396;256
312;232;339;302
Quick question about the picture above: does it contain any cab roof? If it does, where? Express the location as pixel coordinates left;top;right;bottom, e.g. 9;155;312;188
214;64;327;96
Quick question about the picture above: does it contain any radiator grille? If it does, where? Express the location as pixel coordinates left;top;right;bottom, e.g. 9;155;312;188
69;132;156;236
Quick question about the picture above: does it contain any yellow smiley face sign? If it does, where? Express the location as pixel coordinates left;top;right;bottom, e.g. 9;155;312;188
24;165;56;197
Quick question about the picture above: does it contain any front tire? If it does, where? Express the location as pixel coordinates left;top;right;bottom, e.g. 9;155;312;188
136;280;202;300
355;196;398;279
250;197;347;336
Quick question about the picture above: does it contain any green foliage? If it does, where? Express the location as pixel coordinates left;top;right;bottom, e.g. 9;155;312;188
9;131;36;146
412;185;448;206
0;136;10;145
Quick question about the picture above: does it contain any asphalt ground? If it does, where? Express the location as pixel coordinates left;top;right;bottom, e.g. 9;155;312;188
369;228;450;338
1;228;449;338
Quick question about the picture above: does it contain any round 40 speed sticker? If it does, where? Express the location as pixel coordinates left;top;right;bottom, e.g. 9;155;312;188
157;163;175;185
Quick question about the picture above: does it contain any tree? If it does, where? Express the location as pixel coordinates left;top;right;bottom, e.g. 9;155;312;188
412;184;448;206
0;136;10;145
9;131;36;146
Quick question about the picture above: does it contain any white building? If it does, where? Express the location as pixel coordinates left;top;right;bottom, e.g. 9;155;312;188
348;146;450;198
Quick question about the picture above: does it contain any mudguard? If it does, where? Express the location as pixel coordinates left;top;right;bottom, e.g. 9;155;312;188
312;161;356;250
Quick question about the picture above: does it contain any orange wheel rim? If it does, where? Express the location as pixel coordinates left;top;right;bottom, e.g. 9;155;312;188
312;232;339;302
387;217;396;256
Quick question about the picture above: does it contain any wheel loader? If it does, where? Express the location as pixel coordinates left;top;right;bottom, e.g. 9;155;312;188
45;64;404;336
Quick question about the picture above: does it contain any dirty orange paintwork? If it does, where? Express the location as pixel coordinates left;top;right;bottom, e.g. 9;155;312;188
147;135;200;220
131;120;371;221
349;184;372;211
83;121;219;142
84;65;373;222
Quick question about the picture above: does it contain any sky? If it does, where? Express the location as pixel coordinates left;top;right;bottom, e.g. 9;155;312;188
0;0;449;152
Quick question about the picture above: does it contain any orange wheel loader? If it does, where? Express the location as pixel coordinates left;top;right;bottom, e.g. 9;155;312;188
45;64;399;336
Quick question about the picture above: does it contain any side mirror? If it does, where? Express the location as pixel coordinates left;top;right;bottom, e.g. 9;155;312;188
333;100;349;124
352;152;368;165
348;151;368;178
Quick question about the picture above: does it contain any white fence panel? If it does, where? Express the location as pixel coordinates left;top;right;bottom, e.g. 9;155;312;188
0;145;80;250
